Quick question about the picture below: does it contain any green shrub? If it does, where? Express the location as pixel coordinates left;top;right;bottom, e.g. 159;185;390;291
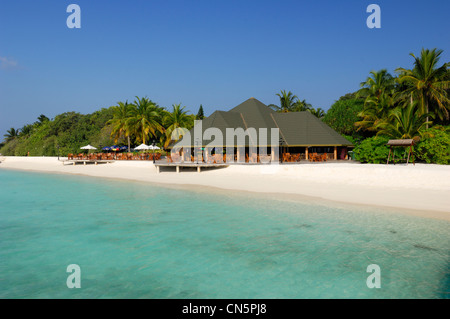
416;126;450;164
342;134;356;146
353;136;390;164
323;99;363;137
0;138;19;156
0;107;116;156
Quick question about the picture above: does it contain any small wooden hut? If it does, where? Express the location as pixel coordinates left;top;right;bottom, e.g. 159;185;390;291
386;139;416;165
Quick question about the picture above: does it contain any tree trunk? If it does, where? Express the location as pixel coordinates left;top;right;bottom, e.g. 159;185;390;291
426;99;429;130
127;136;131;152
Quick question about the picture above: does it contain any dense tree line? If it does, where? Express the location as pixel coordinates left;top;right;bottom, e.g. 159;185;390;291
0;99;200;156
2;48;449;163
324;48;449;164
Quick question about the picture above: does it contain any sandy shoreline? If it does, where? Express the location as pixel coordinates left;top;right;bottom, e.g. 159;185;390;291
1;156;450;221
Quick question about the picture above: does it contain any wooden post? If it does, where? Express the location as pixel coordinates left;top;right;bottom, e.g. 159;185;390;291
176;166;180;173
334;146;337;160
305;147;309;161
406;146;411;165
197;166;201;173
387;147;391;164
280;147;283;163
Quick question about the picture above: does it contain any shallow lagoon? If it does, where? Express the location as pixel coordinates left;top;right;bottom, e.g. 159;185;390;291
0;169;448;298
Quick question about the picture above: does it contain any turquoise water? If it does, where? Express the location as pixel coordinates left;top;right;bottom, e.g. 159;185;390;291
0;169;449;299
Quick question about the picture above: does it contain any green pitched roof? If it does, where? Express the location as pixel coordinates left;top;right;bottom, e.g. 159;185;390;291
273;112;352;146
173;98;353;148
229;98;278;130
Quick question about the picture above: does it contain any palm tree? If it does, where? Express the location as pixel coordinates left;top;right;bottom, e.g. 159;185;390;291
108;101;132;151
4;128;19;142
355;69;399;133
37;114;49;124
375;101;432;139
396;48;450;128
308;107;325;119
163;104;194;148
293;99;313;112
20;124;34;137
128;97;164;145
358;69;395;101
274;90;298;113
355;89;398;132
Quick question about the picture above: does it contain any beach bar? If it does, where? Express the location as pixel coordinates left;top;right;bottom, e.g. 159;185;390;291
169;98;353;163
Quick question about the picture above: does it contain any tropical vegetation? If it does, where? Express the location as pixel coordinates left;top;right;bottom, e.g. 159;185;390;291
415;125;450;165
352;48;449;163
270;90;325;118
323;98;364;139
1;98;196;156
196;105;205;120
1;48;448;164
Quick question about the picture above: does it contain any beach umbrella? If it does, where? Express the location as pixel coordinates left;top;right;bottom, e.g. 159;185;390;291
102;146;111;151
149;145;161;150
110;145;120;152
135;143;151;150
80;145;97;150
119;146;128;151
80;144;97;155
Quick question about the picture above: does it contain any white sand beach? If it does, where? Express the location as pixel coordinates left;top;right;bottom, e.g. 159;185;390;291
1;156;449;221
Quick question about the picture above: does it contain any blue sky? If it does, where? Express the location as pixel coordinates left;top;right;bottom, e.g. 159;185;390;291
1;0;449;139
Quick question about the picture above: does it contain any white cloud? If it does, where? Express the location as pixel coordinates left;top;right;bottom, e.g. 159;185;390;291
0;56;18;69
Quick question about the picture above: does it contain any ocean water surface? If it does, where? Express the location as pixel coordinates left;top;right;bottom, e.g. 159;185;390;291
0;168;449;298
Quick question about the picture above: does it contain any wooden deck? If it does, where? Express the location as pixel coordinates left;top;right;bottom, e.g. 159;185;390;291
62;159;115;165
154;162;229;173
